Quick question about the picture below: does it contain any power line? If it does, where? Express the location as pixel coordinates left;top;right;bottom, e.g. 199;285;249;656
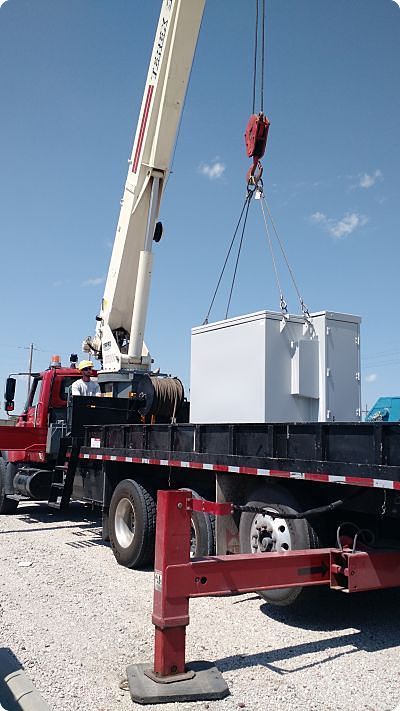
2;343;73;357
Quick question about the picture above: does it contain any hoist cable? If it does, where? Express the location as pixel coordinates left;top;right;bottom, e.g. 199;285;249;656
203;192;253;324
251;0;266;114
149;377;184;422
259;197;287;312
261;194;311;318
261;0;265;113
225;194;253;319
252;0;259;114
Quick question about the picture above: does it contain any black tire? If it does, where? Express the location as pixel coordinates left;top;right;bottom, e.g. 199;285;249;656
109;479;156;568
239;484;319;607
0;457;18;515
179;488;215;558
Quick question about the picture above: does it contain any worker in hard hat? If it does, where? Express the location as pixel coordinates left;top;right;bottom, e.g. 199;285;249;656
71;360;101;397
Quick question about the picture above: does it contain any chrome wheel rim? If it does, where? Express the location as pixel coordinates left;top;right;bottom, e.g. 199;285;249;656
190;521;197;558
249;508;291;553
115;497;135;548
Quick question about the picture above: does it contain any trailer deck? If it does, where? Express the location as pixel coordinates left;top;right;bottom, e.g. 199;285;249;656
80;419;400;491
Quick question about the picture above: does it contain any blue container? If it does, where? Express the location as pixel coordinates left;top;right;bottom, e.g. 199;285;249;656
366;397;400;422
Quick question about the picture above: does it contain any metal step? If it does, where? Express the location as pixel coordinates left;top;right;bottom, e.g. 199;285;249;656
48;482;65;506
47;501;62;510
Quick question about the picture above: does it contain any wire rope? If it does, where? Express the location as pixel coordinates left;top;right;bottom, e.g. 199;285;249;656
252;0;266;114
150;377;184;421
261;0;265;113
203;191;253;324
261;194;311;318
252;0;259;114
225;194;253;319
259;197;287;312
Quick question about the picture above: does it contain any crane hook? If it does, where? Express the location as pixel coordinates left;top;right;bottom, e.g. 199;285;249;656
244;112;270;185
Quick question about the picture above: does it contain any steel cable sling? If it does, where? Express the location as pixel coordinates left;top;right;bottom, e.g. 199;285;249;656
204;2;310;324
257;186;288;314
258;191;312;321
203;190;254;324
204;1;268;324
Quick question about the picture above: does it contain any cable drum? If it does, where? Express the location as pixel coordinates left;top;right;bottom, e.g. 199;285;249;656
136;374;184;420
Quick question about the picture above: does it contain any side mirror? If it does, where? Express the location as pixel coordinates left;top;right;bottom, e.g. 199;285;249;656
4;377;16;413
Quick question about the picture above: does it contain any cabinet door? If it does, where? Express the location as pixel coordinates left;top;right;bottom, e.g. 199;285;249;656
326;319;360;421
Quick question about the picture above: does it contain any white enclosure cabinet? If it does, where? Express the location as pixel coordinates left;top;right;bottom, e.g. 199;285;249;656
189;310;361;424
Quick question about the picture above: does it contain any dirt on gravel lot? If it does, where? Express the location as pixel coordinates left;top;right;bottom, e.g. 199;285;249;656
1;501;400;711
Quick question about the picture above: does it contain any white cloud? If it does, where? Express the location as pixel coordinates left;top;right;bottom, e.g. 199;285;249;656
365;373;377;383
310;211;326;224
199;159;226;180
392;0;400;7
330;213;368;238
310;211;368;239
0;1;8;7
82;276;105;287
359;169;383;189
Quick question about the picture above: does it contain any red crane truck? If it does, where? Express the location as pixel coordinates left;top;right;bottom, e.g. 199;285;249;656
2;355;400;608
2;0;399;610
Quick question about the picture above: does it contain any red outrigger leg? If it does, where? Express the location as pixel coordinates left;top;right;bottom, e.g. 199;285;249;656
125;490;400;704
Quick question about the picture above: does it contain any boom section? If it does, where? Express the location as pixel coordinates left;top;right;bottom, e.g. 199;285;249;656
87;0;205;372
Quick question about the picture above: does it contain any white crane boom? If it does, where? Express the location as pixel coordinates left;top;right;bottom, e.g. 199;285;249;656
84;0;205;373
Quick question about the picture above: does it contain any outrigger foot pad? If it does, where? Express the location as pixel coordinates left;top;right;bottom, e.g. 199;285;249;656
126;661;230;705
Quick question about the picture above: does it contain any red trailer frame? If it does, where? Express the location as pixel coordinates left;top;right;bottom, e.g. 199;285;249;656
126;490;400;704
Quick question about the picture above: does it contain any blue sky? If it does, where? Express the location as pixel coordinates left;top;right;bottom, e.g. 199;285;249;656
0;0;399;417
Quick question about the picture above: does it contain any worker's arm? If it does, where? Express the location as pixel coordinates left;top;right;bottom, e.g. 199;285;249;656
70;380;82;397
92;381;101;396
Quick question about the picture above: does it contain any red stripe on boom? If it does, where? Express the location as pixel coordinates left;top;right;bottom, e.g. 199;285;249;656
132;84;154;173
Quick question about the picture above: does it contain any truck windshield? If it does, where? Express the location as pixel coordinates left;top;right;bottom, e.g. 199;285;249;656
24;376;42;412
59;377;80;401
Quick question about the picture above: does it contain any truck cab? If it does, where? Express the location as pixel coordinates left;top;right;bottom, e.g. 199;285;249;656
0;357;84;513
4;356;84;464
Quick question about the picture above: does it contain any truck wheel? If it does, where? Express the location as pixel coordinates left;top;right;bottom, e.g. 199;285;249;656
109;479;156;568
239;485;319;607
179;488;215;558
0;457;18;515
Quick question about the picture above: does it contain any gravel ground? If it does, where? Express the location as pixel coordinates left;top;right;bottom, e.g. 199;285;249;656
1;501;400;711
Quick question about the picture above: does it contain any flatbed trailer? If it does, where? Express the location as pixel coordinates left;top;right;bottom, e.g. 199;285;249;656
3;395;400;605
44;396;400;605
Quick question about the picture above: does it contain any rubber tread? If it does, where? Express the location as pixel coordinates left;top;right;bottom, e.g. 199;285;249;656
109;479;157;568
179;488;215;557
0;457;18;515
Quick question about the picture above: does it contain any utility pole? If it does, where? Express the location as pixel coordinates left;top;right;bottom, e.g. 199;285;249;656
27;342;34;399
